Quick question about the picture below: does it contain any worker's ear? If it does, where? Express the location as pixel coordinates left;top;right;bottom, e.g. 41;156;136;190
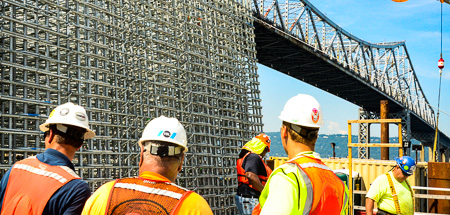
177;154;185;172
280;125;288;139
45;129;55;146
139;144;145;167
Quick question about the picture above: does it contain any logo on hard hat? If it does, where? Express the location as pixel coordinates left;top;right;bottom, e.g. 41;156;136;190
60;108;69;116
75;112;86;121
311;108;320;123
163;131;171;138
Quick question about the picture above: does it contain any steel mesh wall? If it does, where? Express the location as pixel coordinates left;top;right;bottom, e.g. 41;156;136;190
0;0;262;213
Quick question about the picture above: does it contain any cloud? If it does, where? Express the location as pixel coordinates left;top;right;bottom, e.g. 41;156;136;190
326;121;347;135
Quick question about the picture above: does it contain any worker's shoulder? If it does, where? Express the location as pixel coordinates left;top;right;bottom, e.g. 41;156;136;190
371;172;390;185
244;152;262;160
186;191;207;200
61;178;91;194
273;162;299;174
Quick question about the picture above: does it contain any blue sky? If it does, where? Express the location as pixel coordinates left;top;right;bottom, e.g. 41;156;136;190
259;0;450;138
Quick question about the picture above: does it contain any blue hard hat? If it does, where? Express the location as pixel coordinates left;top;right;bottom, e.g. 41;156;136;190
395;156;416;175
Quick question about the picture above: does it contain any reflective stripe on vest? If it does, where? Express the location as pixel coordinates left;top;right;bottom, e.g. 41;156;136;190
291;155;347;215
259;154;347;215
1;157;79;215
114;183;183;199
237;152;272;190
106;178;192;215
385;173;414;215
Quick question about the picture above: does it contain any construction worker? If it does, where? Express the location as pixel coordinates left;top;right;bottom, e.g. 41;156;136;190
0;102;95;214
236;133;272;215
82;116;213;215
366;156;416;215
253;94;349;215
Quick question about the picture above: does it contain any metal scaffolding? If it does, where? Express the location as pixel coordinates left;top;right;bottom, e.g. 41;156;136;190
0;0;261;213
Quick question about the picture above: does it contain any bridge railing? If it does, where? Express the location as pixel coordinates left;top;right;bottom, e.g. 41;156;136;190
250;0;435;127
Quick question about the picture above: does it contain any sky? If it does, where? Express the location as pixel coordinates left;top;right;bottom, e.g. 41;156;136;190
259;0;450;138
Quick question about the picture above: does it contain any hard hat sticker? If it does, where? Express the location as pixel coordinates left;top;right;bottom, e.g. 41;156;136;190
163;131;171;138
60;108;69;116
311;108;320;123
75;112;86;121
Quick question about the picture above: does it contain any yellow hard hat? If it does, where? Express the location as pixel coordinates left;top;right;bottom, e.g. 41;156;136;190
242;135;269;155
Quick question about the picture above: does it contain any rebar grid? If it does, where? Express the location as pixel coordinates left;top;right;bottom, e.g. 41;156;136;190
0;0;261;213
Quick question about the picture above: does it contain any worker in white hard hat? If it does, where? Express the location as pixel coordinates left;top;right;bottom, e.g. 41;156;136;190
0;102;95;215
82;116;213;215
253;94;349;215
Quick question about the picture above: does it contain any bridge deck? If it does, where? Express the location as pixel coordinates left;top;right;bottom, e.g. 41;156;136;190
253;18;450;149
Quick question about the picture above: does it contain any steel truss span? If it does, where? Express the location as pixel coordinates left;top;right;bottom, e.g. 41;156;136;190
252;0;435;127
0;0;261;213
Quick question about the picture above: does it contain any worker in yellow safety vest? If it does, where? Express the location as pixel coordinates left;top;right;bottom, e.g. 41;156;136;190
236;133;272;215
253;93;349;215
82;116;213;215
366;156;416;215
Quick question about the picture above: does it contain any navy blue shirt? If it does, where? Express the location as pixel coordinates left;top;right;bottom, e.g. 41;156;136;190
0;149;91;215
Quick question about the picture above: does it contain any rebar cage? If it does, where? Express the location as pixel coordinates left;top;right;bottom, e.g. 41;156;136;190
0;0;262;213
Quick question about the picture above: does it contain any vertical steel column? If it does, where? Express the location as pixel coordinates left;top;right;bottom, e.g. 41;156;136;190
358;108;370;159
381;100;389;160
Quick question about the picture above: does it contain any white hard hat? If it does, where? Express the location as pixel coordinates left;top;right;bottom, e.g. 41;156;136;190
138;116;188;152
39;102;95;139
278;94;323;128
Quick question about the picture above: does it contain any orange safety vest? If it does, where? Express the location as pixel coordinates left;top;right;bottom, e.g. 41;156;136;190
105;177;193;215
253;154;347;215
237;152;272;190
289;155;346;214
1;157;80;215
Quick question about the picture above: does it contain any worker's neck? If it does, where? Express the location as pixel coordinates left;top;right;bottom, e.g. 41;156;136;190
140;164;178;183
287;139;315;160
392;169;406;183
46;142;77;161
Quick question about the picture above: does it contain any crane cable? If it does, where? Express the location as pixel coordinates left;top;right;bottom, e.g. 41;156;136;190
433;2;444;162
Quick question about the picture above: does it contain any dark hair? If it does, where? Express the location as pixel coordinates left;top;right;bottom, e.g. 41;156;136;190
46;124;85;148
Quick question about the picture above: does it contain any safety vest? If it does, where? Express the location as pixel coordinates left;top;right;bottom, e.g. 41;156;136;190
385;173;414;215
237;152;273;190
255;154;349;215
105;177;193;215
1;157;80;215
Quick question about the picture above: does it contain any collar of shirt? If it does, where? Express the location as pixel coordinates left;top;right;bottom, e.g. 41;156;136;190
139;171;172;183
36;148;75;170
293;151;322;159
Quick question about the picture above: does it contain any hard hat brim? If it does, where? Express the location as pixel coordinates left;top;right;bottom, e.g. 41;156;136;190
138;137;188;153
39;122;96;140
